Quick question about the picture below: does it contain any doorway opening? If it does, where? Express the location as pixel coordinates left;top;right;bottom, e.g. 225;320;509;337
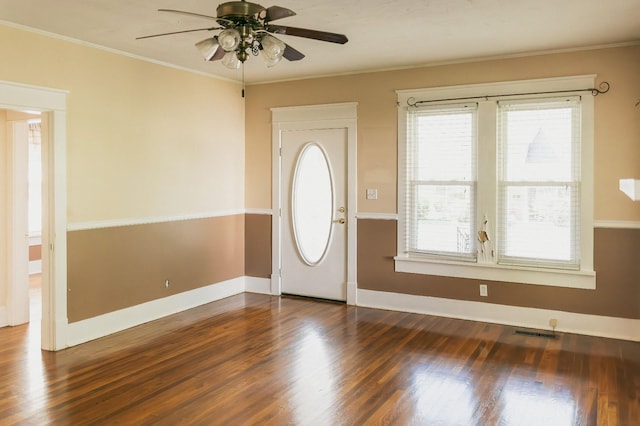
2;110;42;329
0;79;68;351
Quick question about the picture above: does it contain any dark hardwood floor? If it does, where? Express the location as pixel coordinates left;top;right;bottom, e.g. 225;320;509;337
1;281;638;425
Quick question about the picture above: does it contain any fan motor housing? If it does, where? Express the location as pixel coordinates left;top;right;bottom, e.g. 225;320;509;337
217;1;264;20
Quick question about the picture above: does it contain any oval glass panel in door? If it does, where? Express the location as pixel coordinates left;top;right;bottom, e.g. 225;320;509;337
291;142;334;266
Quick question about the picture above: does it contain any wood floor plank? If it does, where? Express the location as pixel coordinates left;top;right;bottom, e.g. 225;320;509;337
1;290;639;425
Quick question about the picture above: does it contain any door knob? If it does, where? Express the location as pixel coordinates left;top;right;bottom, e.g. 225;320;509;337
337;207;345;213
333;218;346;224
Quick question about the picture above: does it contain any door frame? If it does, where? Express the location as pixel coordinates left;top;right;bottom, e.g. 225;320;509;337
1;80;68;351
271;102;358;305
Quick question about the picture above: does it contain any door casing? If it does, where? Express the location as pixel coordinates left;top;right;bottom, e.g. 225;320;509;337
0;80;68;351
271;103;358;305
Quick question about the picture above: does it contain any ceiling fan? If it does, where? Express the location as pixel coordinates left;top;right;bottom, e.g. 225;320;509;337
137;1;348;70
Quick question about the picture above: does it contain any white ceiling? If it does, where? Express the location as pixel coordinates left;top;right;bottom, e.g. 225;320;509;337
1;0;639;84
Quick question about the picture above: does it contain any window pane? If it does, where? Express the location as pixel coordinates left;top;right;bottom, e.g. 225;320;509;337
498;99;580;268
413;184;474;255
501;185;575;261
292;143;333;265
416;112;474;181
406;105;476;259
503;106;574;182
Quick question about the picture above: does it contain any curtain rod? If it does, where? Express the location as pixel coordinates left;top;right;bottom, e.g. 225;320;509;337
406;81;610;108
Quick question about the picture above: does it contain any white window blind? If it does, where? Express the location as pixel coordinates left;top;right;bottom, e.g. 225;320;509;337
404;104;477;260
497;97;581;269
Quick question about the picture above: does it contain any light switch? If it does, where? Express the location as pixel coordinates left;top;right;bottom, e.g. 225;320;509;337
366;189;378;200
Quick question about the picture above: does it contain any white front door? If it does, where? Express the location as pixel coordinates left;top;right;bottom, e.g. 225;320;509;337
280;128;347;300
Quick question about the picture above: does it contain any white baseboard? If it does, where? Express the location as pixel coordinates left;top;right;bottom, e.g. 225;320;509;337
0;306;7;327
54;279;640;349
245;277;272;294
29;260;42;275
357;289;640;342
67;277;245;347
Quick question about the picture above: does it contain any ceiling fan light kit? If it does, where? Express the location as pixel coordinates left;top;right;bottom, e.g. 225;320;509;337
222;50;241;69
218;28;241;51
138;0;348;70
261;35;286;67
195;37;220;61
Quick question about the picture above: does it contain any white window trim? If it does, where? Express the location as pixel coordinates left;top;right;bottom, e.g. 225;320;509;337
396;76;595;290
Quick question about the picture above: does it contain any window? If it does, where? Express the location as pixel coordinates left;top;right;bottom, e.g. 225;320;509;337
396;76;595;289
405;104;477;260
497;99;580;269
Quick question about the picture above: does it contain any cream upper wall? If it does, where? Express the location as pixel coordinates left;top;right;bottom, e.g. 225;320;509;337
245;44;640;222
0;24;245;224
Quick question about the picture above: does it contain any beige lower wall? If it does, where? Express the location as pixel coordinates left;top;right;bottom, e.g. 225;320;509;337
358;219;640;320
245;214;271;279
67;215;244;323
28;245;41;262
241;214;640;319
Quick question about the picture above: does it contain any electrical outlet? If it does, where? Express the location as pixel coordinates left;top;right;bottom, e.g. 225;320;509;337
366;188;378;200
165;279;170;288
479;284;488;297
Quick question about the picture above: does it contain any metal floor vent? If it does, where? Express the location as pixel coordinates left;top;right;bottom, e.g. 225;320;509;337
514;330;558;339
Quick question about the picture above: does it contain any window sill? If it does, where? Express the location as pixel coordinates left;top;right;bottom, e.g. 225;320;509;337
394;256;596;290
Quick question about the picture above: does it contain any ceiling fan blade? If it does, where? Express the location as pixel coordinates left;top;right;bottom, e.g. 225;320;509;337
266;25;348;44
158;9;218;20
209;38;226;61
136;27;222;40
159;8;233;26
263;6;296;22
283;43;305;61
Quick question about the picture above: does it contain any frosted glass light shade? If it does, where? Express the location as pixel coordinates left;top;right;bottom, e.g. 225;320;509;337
218;29;240;51
221;51;240;69
261;35;285;67
195;38;220;61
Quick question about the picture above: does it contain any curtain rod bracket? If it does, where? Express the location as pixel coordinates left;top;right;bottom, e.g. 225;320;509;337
590;81;610;96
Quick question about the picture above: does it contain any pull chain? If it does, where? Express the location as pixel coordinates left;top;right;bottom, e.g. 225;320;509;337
242;62;245;98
